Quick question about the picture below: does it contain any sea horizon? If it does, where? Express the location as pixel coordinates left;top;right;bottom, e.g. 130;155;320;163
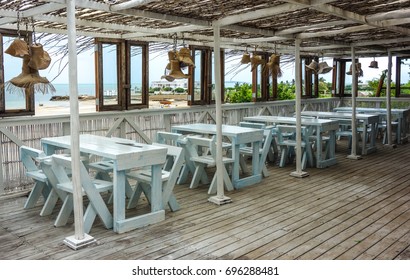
4;81;247;110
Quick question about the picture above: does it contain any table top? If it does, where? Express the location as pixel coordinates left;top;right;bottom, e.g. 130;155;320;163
300;111;380;122
244;115;339;127
172;123;264;144
41;134;167;170
334;107;409;113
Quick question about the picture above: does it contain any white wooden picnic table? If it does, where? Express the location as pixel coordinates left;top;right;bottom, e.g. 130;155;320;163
300;111;379;155
333;107;410;144
40;134;167;233
244;115;339;168
171;123;264;189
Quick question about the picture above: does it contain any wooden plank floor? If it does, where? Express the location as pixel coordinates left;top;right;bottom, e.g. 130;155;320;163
0;138;409;260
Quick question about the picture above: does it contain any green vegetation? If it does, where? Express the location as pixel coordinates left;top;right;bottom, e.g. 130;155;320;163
277;81;295;100
162;86;173;92
174;87;186;93
149;87;161;93
318;77;332;98
225;82;253;103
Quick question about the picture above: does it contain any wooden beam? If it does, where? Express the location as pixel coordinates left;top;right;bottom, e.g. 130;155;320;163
214;0;334;27
110;0;160;11
45;0;211;27
284;0;410;36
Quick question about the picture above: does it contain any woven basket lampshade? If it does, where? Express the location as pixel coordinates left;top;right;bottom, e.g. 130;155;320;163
250;54;265;71
369;60;379;69
266;54;282;77
28;43;51;70
166;50;177;70
168;59;189;79
5;38;29;58
240;52;251;64
177;47;194;66
306;60;319;72
5;55;55;94
317;61;334;74
347;63;363;77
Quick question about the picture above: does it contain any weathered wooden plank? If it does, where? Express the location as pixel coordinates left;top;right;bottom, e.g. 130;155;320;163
0;139;409;260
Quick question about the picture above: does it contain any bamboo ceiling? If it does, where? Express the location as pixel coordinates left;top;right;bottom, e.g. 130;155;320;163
0;0;409;58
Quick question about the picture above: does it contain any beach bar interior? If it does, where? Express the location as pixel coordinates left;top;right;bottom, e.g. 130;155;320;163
1;0;410;260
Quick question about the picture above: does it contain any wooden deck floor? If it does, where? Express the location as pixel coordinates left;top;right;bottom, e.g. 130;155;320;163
1;139;409;260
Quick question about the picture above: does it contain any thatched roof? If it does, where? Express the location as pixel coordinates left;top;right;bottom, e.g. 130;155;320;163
1;0;410;58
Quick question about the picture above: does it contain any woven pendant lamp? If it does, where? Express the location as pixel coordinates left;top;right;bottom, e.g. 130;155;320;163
250;54;265;71
168;60;189;79
306;60;319;72
177;47;194;66
317;61;333;74
5;38;29;58
28;43;51;70
266;54;282;77
5;55;56;95
241;52;251;64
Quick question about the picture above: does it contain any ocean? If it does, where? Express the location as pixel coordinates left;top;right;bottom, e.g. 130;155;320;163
4;81;247;110
5;83;114;110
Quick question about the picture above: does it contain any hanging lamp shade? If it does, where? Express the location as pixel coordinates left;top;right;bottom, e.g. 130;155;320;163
306;60;319;72
346;63;364;77
168;59;189;79
317;61;334;74
5;38;29;58
346;63;353;75
177;47;194;66
166;50;177;70
240;52;251;64
357;63;364;77
266;54;282;77
5;55;55;95
369;60;379;68
28;43;51;70
250;54;265;71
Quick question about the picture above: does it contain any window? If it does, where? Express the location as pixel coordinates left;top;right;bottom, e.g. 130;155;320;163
302;57;319;98
1;30;36;117
95;39;148;111
395;56;410;97
332;59;349;97
188;46;224;105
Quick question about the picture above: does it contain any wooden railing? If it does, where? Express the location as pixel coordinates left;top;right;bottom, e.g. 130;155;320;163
1;97;409;196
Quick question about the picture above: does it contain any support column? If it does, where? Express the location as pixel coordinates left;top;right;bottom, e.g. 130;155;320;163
347;46;362;160
208;23;232;205
290;38;308;178
385;49;396;148
64;0;96;250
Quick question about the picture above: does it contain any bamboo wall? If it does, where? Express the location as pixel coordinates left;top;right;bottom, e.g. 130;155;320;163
1;97;408;195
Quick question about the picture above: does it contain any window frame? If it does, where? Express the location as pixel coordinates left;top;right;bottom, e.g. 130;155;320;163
95;38;149;111
395;56;410;97
0;29;35;117
188;46;224;105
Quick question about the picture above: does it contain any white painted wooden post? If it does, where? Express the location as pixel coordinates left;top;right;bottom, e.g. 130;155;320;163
208;23;231;205
290;38;308;178
0;143;3;195
64;0;96;249
347;46;361;160
386;50;395;147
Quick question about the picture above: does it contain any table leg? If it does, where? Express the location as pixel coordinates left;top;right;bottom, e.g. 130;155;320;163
150;163;163;212
113;168;126;233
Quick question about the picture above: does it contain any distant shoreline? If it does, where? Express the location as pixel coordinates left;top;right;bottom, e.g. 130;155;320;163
49;95;96;101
